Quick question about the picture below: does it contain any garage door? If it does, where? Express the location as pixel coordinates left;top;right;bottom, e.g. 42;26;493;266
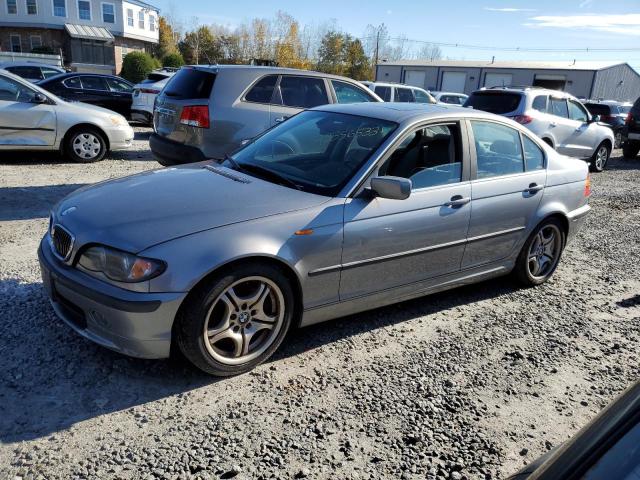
484;73;513;88
441;71;467;93
404;70;426;88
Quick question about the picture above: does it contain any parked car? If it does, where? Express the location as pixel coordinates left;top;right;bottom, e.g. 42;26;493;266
464;87;614;172
430;91;469;105
151;65;382;166
0;62;66;82
509;381;640;480
622;95;640;159
362;81;437;104
38;73;134;118
0;70;133;162
40;102;591;376
131;68;178;124
583;100;631;148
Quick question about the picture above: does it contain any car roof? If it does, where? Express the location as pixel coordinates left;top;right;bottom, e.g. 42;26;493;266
311;101;492;123
0;62;64;69
38;72;128;84
433;91;468;96
187;64;365;83
473;86;575;98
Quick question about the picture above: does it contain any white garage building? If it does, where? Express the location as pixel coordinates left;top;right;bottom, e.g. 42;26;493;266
376;60;640;102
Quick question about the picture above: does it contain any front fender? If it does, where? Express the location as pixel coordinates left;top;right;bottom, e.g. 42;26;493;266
142;200;345;310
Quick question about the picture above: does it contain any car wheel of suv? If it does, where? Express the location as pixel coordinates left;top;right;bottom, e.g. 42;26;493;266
514;218;565;287
176;263;294;376
590;142;610;172
65;128;107;163
623;142;640;159
614;131;623;149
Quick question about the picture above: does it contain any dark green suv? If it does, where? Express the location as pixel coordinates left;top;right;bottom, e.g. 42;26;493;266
623;96;640;159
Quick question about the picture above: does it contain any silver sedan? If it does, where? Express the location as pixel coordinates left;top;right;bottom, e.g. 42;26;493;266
0;70;133;162
39;103;591;376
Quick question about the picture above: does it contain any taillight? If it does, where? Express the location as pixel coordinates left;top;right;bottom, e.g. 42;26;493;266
179;105;210;128
140;88;160;94
584;174;591;197
512;115;533;125
626;112;634;125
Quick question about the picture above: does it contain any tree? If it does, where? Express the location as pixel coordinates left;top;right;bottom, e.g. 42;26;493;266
416;43;442;61
179;23;215;64
162;52;184;68
120;51;156;83
156;17;178;59
343;37;371;80
317;31;345;75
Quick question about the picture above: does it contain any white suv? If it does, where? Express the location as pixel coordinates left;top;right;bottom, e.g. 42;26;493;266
464;86;615;171
362;81;436;104
131;68;178;124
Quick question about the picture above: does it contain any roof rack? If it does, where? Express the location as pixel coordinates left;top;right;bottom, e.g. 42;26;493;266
484;85;545;91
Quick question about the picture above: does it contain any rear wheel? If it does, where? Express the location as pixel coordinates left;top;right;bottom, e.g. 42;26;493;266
514;218;565;287
65;128;107;163
589;142;610;172
623;141;640;159
176;263;294;376
614;131;623;149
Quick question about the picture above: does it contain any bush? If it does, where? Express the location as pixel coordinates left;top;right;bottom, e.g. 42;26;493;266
120;51;156;83
162;52;185;68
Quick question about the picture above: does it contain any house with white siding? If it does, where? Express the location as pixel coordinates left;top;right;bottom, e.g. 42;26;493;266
0;0;159;74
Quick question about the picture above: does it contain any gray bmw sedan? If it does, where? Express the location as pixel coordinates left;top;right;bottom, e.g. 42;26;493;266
39;103;591;376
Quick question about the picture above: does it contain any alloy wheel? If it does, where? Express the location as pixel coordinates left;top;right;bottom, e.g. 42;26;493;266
203;276;285;365
527;224;562;279
72;133;102;160
595;145;608;170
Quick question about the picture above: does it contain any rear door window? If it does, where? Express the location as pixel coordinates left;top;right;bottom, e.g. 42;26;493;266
414;89;435;104
395;87;415;102
279;76;328;108
470;120;525;179
331;80;377;104
163;68;216;99
374;85;391;101
532;95;548;113
64;76;82;89
41;67;62;79
81;76;109;91
464;92;522;114
106;77;132;92
549;98;569;118
245;75;278;103
7;66;43;80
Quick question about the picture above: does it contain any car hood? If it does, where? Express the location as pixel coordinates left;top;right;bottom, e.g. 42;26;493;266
60;99;121;117
54;163;330;253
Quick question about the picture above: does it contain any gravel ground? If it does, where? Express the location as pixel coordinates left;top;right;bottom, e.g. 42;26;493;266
1;128;639;480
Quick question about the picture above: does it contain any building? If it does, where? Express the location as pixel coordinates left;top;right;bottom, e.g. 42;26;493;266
376;60;640;102
0;0;159;74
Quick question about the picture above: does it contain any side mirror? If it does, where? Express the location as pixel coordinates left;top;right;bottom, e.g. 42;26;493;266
590;115;601;123
369;176;412;200
31;93;48;104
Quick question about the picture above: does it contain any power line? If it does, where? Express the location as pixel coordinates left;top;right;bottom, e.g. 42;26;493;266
359;35;640;53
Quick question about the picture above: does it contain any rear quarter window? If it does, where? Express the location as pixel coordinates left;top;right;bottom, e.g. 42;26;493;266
244;75;278;103
465;92;523;114
163;68;216;99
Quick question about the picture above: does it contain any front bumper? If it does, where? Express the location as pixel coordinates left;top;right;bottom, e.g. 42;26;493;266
38;238;185;359
106;124;135;151
149;133;206;166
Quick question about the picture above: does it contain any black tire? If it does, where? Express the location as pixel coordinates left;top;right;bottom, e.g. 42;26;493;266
176;263;294;376
623;141;640;160
514;218;566;287
589;141;610;172
614;130;623;149
64;127;107;163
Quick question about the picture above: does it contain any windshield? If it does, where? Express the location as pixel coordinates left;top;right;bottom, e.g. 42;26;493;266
225;111;397;197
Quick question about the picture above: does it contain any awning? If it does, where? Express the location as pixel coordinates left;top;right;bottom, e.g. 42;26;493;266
64;24;114;41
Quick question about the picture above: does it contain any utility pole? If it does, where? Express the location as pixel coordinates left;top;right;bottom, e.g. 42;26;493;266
373;27;381;80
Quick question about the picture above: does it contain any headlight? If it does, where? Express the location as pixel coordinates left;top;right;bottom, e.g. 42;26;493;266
78;245;165;283
109;115;128;127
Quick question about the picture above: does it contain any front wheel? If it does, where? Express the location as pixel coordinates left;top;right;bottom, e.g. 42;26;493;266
176;263;294;376
589;142;610;172
65;128;107;163
514;219;565;287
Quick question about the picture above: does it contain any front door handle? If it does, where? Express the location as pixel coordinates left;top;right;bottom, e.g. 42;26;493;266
444;195;471;207
549;122;557;127
274;116;289;123
525;183;544;194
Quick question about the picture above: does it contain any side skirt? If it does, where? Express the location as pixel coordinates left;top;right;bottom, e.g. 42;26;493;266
299;261;513;327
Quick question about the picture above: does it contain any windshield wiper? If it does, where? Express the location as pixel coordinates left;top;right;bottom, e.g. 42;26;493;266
222;154;243;171
236;163;302;191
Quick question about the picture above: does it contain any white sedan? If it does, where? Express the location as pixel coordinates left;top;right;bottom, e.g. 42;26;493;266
0;70;133;162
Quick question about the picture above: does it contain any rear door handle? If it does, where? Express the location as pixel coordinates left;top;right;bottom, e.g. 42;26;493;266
274;116;289;123
550;122;557;127
444;195;471;207
525;183;544;194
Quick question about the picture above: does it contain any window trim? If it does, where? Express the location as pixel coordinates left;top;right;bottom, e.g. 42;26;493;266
7;0;18;14
149;14;156;31
26;0;37;14
126;8;133;27
100;1;115;23
29;35;42;50
138;10;144;29
241;74;280;106
9;33;21;53
51;0;66;17
76;0;91;20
